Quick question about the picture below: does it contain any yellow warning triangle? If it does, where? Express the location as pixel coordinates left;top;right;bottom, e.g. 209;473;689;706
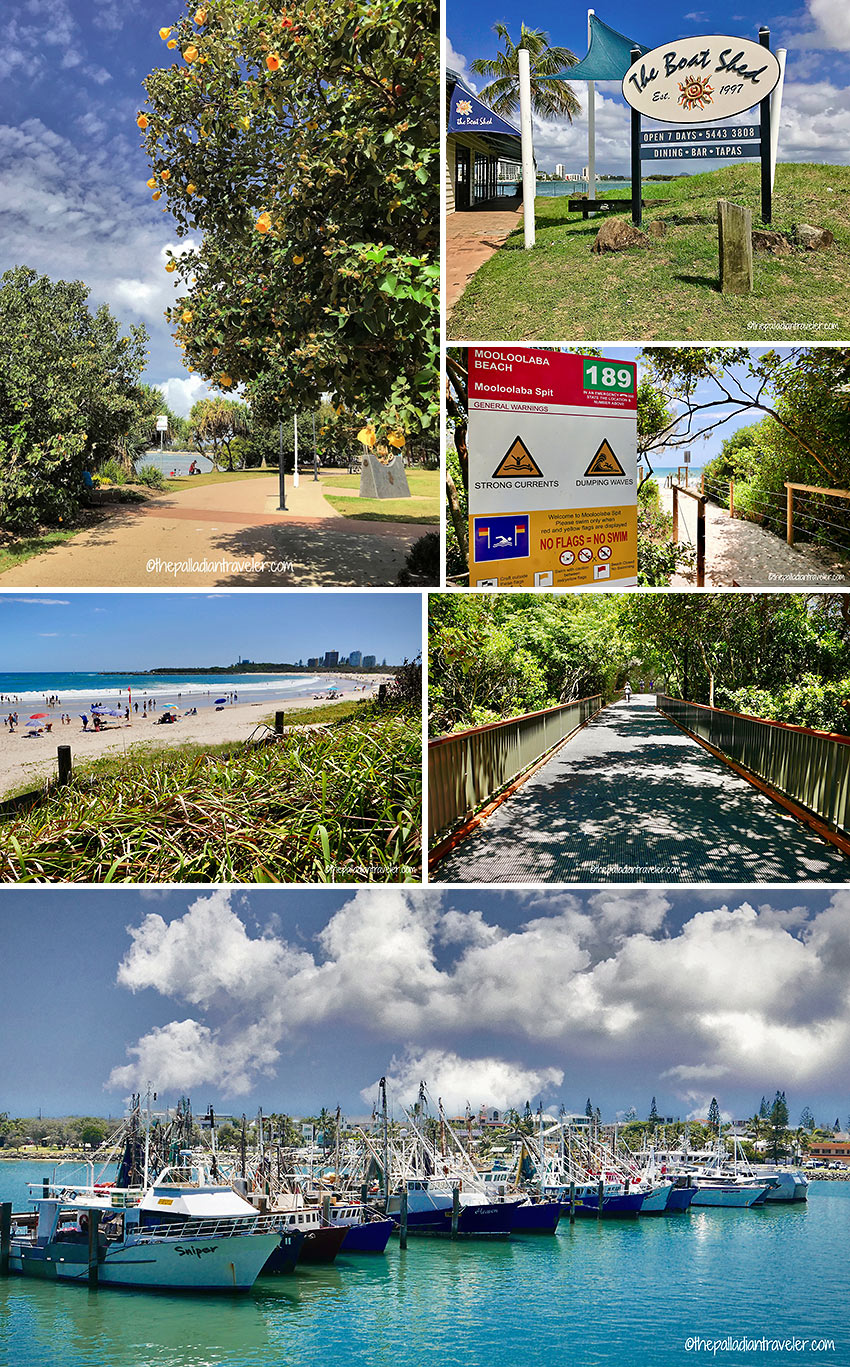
492;435;544;479
585;439;626;477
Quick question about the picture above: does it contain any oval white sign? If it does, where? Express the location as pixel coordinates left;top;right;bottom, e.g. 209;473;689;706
622;35;781;123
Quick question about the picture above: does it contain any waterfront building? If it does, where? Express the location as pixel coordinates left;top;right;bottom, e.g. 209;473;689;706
446;68;521;212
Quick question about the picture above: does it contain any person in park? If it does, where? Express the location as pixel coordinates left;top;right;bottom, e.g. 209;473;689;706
624;681;633;703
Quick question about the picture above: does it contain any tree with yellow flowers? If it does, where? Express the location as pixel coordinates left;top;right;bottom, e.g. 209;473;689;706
138;0;437;448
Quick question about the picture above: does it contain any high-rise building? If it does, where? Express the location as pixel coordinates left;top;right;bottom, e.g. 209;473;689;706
348;650;362;667
362;655;376;668
555;163;565;178
324;650;339;667
307;657;319;668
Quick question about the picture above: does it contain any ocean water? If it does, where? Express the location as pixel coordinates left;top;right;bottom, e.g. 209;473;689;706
0;672;338;710
498;180;634;197
1;1162;846;1367
136;450;215;478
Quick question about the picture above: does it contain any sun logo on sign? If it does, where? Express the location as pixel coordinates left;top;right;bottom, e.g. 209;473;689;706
678;75;714;110
456;99;473;114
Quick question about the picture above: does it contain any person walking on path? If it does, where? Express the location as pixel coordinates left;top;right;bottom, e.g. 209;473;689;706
623;682;632;703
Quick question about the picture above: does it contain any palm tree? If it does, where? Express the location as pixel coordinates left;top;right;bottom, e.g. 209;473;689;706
470;23;581;123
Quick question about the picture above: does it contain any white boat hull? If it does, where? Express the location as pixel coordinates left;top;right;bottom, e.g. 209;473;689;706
690;1184;768;1208
10;1231;282;1291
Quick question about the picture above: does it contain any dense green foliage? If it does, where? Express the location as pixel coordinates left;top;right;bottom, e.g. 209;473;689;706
0;267;149;530
429;593;850;735
0;704;421;882
140;0;438;439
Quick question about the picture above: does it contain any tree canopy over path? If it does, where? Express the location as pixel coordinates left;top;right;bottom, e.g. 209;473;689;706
429;593;850;737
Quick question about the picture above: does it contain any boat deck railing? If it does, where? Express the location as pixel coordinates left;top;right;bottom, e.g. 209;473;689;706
134;1214;283;1241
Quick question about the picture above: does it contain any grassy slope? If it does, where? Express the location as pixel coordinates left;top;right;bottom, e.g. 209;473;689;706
0;530;77;575
448;163;850;341
0;708;421;883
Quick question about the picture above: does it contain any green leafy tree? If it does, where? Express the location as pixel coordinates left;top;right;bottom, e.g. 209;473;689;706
766;1091;790;1163
707;1098;720;1135
189;398;251;468
648;1096;659;1124
471;23;580;122
0;267;148;530
138;0;437;444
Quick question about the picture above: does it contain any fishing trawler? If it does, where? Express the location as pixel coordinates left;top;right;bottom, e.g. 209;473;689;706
5;1162;286;1292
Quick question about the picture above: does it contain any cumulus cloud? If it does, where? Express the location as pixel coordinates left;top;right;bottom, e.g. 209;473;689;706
795;0;850;50
368;1049;563;1114
445;39;478;92
107;890;850;1103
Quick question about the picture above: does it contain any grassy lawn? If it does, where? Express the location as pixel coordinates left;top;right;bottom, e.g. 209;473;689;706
264;698;369;727
161;469;274;492
448;162;850;341
321;468;439;496
0;530;78;575
324;495;438;524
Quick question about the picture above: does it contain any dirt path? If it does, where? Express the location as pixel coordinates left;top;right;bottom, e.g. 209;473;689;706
660;486;850;587
0;478;423;588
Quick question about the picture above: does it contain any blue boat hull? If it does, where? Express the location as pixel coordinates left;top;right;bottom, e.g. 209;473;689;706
666;1186;697;1212
567;1192;645;1218
406;1203;512;1236
259;1229;306;1275
339;1219;394;1253
505;1201;561;1233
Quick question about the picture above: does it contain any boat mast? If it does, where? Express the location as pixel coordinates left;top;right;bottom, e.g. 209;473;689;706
379;1076;389;1212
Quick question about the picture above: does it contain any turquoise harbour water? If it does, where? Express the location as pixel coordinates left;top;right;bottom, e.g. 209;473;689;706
1;1163;847;1367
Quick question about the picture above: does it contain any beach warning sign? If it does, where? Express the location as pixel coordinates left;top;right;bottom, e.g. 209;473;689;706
467;348;638;588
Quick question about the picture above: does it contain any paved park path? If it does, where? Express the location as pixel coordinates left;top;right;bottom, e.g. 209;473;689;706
0;476;424;587
445;203;523;318
660;486;850;588
433;694;850;884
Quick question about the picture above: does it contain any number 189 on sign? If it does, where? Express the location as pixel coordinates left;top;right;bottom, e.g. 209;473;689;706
583;360;635;393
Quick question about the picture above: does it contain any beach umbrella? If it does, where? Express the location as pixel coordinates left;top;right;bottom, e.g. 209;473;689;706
214;697;227;705
29;713;48;719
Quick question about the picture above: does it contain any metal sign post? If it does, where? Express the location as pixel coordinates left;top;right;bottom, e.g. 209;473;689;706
518;47;536;249
759;26;772;223
277;420;287;511
630;46;642;228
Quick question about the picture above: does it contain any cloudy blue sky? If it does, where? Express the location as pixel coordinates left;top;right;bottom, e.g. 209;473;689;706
1;887;848;1130
0;591;422;670
448;0;850;173
0;1;222;414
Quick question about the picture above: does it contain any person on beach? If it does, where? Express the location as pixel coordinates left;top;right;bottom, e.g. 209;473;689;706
80;714;89;731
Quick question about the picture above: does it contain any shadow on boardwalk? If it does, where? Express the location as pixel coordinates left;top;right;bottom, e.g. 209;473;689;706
432;695;850;884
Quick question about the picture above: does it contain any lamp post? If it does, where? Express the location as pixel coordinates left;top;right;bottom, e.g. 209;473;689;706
312;410;319;481
277;420;287;511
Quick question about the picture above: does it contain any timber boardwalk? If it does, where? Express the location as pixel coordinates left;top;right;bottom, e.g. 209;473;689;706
432;695;850;884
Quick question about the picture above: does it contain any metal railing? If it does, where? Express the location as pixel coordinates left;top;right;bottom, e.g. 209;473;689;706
134;1214;283;1241
657;695;850;836
429;695;603;841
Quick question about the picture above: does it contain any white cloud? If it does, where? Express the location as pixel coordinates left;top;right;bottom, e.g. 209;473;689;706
108;891;850;1103
0;597;69;605
157;374;220;418
369;1049;564;1114
445;39;477;92
795;0;850;50
777;81;850;158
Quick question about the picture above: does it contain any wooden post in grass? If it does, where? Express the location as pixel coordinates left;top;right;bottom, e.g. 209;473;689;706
57;746;72;785
696;497;706;588
274;711;285;736
730;478;735;519
718;200;753;294
671;486;679;544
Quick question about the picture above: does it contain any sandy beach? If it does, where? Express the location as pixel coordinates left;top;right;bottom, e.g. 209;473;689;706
0;675;391;801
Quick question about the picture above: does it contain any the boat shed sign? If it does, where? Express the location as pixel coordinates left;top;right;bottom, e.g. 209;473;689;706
622;36;781;122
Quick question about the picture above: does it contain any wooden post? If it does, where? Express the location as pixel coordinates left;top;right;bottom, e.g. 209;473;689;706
0;1202;11;1276
729;477;735;519
274;711;285;736
359;1182;368;1209
700;471;705;496
787;483;794;544
569;1182;576;1224
57;745;72;786
696;497;706;588
322;1193;331;1225
759;27;772;224
718;199;753;294
672;486;679;544
87;1209;101;1288
596;1179;604;1220
624;1177;630;1195
630;48;642;227
451;1185;460;1238
399;1189;408;1249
